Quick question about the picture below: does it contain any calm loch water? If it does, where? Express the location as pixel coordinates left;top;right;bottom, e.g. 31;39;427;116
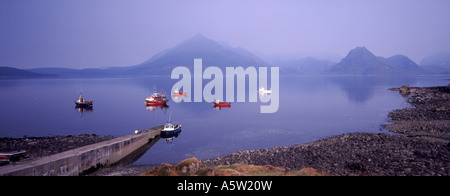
0;75;448;165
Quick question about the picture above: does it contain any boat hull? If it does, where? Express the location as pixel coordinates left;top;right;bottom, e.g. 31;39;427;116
161;128;182;137
145;95;169;105
146;101;168;105
213;102;231;106
75;101;93;108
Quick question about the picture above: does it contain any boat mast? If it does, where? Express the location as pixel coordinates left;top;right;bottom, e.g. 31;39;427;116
79;88;83;98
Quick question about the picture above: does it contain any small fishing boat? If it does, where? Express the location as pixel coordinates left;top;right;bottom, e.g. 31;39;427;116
145;92;169;105
75;92;93;108
163;122;181;132
161;120;182;143
213;100;231;106
162;113;182;138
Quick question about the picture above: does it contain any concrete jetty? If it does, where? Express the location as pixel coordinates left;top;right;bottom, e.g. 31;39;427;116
0;126;162;176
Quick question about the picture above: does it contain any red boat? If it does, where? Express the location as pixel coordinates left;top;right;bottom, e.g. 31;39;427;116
0;150;26;165
0;155;9;164
145;92;169;105
213;100;231;106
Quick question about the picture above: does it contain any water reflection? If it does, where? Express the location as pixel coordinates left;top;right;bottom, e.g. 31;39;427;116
213;105;231;111
161;129;182;144
172;93;188;102
329;76;417;103
145;103;169;112
75;106;93;114
112;135;161;166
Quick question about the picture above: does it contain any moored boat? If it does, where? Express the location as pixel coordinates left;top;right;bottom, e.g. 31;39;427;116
75;93;93;108
145;92;169;105
0;155;9;166
163;122;181;132
162;113;181;134
162;122;182;140
0;150;26;165
213;100;231;106
162;115;182;143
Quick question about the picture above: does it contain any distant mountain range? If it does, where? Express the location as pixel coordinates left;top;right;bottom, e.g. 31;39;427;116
277;57;335;75
1;35;450;78
0;67;55;79
327;46;424;75
420;52;450;74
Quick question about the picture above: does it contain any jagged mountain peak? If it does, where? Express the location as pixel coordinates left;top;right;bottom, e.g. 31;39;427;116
328;47;416;75
345;46;376;59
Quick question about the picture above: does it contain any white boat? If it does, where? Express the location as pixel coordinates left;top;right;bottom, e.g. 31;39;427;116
163;122;181;132
258;87;272;94
163;113;181;132
161;122;182;143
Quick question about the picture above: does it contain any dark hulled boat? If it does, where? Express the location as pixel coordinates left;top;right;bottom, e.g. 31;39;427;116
75;93;93;108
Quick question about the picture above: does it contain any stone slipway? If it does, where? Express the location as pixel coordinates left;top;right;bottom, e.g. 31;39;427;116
0;126;162;176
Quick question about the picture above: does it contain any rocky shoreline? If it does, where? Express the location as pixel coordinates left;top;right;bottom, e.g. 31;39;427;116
202;133;449;176
387;84;450;139
201;84;450;176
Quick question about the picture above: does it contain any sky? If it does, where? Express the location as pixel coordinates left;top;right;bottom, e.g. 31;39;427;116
1;0;450;69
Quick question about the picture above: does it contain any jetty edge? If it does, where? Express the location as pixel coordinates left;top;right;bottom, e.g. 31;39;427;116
0;125;162;176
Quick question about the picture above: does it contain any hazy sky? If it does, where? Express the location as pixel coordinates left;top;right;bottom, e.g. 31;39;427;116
1;0;450;69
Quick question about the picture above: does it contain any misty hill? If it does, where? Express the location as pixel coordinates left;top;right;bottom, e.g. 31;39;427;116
278;57;335;74
327;47;423;75
385;55;424;74
122;34;267;76
420;52;450;74
0;67;55;79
